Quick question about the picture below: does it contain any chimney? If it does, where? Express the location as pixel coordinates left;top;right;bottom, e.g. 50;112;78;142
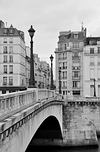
0;20;5;28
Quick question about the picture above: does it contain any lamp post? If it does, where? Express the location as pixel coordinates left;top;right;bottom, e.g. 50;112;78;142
28;25;36;88
50;54;54;90
59;67;61;94
93;78;96;97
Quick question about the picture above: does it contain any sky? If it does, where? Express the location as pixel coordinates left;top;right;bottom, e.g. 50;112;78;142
0;0;100;77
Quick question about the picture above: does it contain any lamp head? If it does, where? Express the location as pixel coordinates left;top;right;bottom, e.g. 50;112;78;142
28;25;35;38
50;54;54;62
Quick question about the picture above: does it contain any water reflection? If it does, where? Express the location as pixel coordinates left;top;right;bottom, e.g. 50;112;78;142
27;138;100;152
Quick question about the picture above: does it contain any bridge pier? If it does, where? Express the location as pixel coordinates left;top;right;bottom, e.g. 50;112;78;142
62;102;98;147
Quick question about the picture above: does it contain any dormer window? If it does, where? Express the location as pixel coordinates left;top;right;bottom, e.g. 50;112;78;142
74;34;78;39
9;29;14;34
9;25;14;34
3;29;8;34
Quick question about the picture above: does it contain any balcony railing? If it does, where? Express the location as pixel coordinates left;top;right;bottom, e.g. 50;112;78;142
72;76;80;80
72;56;80;60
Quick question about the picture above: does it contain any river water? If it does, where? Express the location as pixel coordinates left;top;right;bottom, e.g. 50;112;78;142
27;138;100;152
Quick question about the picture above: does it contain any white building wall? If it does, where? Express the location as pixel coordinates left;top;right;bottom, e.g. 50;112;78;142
0;35;26;90
83;44;100;97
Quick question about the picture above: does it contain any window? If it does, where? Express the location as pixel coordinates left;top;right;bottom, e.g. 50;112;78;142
3;46;7;53
73;43;79;48
3;29;7;34
3;55;7;63
90;69;94;78
65;44;67;50
98;62;100;66
90;85;94;96
90;48;94;54
90;62;94;66
9;37;13;43
4;65;7;73
9;65;13;74
9;76;13;85
62;71;67;79
73;90;80;95
3;38;7;43
73;81;80;88
63;62;67;69
3;77;7;85
72;52;80;60
58;53;61;60
98;85;100;97
9;55;13;63
74;34;78;39
63;91;65;95
90;57;94;66
9;29;14;34
73;71;79;78
98;47;100;54
63;81;67;88
73;81;77;88
9;46;13;54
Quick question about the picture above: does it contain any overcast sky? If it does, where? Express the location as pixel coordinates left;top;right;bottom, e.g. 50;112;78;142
0;0;100;75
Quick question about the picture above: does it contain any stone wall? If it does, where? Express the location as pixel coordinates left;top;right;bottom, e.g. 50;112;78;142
62;102;99;146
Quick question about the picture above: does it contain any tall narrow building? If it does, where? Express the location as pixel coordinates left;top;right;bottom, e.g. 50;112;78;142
55;27;86;97
83;37;100;97
0;21;27;94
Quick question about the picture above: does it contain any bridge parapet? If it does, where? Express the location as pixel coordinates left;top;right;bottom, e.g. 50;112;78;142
64;96;100;106
0;89;63;121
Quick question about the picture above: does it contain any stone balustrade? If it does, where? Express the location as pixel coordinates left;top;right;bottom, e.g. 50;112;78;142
0;88;62;121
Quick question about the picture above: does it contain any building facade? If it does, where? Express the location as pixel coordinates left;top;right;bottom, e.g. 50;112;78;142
0;21;27;94
83;37;100;97
25;46;51;89
55;27;86;97
0;20;51;94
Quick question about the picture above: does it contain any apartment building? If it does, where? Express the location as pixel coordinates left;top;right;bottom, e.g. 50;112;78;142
0;20;27;94
83;37;100;97
25;46;51;89
55;27;86;97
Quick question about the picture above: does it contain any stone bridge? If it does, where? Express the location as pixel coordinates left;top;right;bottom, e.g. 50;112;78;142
0;89;63;152
0;90;100;152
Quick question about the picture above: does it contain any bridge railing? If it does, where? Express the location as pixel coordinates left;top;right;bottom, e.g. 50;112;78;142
0;88;63;120
38;89;55;101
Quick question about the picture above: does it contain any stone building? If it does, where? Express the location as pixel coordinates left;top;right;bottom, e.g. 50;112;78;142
83;37;100;97
0;20;27;94
25;46;51;89
55;27;86;97
0;20;51;94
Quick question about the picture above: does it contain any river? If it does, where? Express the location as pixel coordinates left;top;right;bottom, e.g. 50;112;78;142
27;138;100;152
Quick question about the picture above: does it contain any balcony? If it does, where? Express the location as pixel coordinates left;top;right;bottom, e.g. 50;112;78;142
72;66;80;70
72;86;81;89
61;77;67;79
72;76;80;80
58;57;67;60
62;66;67;70
62;86;67;89
72;56;80;61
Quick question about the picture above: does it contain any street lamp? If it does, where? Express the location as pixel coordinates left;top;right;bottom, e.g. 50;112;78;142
93;78;96;97
59;67;61;94
50;54;54;90
28;25;36;88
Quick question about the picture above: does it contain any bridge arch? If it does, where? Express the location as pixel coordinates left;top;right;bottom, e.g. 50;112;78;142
0;101;63;152
25;115;62;151
15;102;62;152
